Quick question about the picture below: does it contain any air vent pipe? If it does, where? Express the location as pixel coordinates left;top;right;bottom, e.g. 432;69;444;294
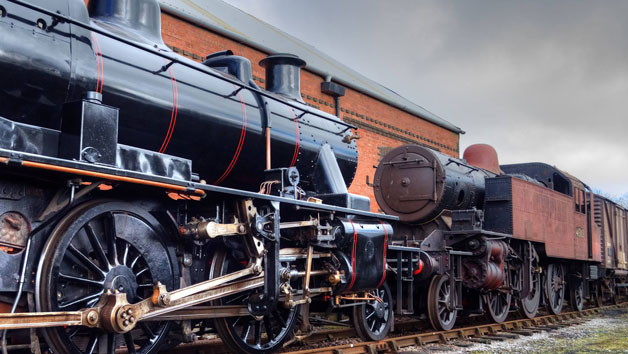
88;0;163;44
259;53;306;103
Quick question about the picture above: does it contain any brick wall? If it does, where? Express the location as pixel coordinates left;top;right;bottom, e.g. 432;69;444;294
83;1;460;211
160;12;459;211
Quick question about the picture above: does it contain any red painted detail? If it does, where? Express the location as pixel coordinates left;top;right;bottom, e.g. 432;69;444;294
214;87;247;185
413;260;424;276
159;61;179;153
289;109;300;167
91;33;103;94
376;220;388;288
346;219;358;292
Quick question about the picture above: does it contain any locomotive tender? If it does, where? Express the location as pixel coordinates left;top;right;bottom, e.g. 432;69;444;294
0;0;626;353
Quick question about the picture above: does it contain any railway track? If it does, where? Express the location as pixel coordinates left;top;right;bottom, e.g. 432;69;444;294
164;302;628;354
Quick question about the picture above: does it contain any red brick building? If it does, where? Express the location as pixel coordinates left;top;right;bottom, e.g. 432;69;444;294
87;0;464;210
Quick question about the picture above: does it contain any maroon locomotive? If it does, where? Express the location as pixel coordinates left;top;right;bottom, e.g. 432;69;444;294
374;143;627;330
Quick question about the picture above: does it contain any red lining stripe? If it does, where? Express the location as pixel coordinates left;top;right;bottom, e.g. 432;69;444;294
376;220;388;289
214;88;247;185
91;33;103;94
159;61;179;153
289;109;300;167
346;219;358;292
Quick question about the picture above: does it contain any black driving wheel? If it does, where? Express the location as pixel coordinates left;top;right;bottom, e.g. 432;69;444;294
569;279;584;311
36;201;178;354
545;264;565;315
352;283;393;341
211;248;298;354
427;274;457;331
485;291;511;323
520;268;541;319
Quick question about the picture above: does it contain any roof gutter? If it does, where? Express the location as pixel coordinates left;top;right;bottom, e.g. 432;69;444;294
159;3;464;135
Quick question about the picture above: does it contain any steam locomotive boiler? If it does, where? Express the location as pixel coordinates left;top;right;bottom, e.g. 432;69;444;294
0;0;359;195
0;0;395;353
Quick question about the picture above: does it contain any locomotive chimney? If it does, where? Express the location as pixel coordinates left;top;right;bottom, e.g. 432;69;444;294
88;0;164;44
259;53;307;103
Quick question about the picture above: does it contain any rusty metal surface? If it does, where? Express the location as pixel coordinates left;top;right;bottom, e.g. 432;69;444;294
511;177;589;260
0;310;90;330
595;196;628;269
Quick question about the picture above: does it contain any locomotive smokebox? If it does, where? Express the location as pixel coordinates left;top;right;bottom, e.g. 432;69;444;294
259;53;306;103
373;144;495;223
88;0;163;43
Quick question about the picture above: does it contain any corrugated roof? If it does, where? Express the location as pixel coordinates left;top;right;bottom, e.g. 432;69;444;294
159;0;464;134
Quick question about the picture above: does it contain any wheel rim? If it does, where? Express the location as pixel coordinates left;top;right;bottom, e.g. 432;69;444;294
486;291;511;323
364;287;392;337
427;274;457;331
353;283;392;341
520;269;541;319
211;249;298;353
37;201;176;354
545;264;565;315
570;281;584;311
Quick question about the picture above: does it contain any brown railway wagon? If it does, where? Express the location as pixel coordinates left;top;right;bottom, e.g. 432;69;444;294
594;196;628;272
508;176;593;261
486;163;605;262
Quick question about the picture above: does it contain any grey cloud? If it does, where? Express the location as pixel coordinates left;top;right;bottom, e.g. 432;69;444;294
222;0;628;195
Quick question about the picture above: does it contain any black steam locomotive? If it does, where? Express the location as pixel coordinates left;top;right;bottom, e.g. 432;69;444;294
0;0;395;353
1;0;626;353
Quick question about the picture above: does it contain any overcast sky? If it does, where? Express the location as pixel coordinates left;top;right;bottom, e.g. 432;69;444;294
222;0;628;196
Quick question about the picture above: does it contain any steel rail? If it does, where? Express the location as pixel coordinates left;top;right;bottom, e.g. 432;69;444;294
162;303;628;354
282;303;628;354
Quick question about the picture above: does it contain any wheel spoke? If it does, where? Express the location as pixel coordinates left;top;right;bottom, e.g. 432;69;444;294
129;254;141;270
107;334;115;354
67;244;105;277
254;321;262;346
122;243;130;267
66;326;80;339
135;267;149;277
272;309;286;327
85;333;98;354
59;273;104;287
104;213;118;265
240;322;252;341
85;223;109;270
58;291;102;309
124;332;137;354
264;316;275;341
139;322;156;338
225;293;248;305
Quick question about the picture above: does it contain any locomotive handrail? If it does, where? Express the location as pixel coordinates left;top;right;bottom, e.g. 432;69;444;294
5;0;358;131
